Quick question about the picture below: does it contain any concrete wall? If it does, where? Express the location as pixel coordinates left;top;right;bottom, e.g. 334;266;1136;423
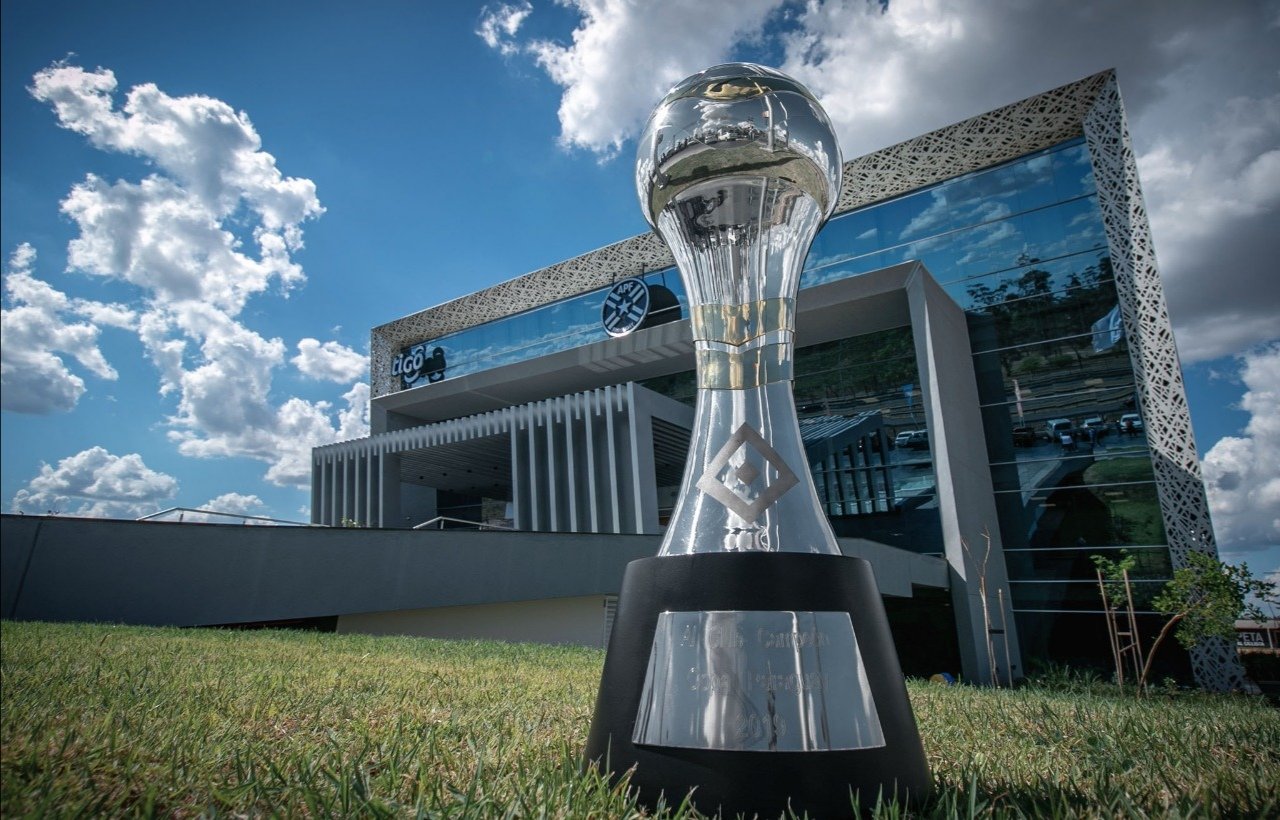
334;540;947;647
1;515;948;651
840;537;949;598
338;595;610;647
1;515;657;627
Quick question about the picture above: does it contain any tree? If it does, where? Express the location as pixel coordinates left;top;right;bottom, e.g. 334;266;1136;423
1139;552;1275;691
962;528;1013;686
1091;551;1143;689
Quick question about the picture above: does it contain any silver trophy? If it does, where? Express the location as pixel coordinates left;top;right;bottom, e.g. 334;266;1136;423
585;64;930;817
641;63;842;560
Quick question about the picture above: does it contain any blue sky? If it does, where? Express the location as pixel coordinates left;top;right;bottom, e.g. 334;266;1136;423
2;1;1276;592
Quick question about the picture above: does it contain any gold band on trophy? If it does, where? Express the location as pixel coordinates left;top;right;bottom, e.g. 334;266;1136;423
691;298;794;346
696;343;792;389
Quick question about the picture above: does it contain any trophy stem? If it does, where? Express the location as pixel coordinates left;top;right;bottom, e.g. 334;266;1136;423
660;382;840;554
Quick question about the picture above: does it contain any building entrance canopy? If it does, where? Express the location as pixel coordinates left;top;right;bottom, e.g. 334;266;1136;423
314;383;694;532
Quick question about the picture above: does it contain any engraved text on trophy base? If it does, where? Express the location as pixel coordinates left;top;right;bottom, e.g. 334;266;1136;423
632;611;886;752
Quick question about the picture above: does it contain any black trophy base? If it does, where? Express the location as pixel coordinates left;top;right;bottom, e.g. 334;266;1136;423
584;553;931;818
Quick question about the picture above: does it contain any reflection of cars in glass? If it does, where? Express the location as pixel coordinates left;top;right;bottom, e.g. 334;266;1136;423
1118;413;1144;436
1012;426;1037;447
1082;416;1108;441
1044;418;1074;442
902;430;929;450
894;431;915;448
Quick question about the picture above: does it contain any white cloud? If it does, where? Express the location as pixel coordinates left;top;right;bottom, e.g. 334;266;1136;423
520;0;788;156
172;491;279;524
788;1;1280;362
22;63;364;487
167;302;287;439
157;305;370;486
10;446;178;518
496;0;1279;361
202;491;266;515
1203;342;1280;552
1;243;131;414
477;2;533;56
292;338;367;383
32;64;318;318
264;383;370;485
1140;97;1280;362
59;173;297;315
30;63;323;235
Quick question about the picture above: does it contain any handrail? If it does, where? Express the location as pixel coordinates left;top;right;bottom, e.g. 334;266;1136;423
136;507;315;526
411;515;515;531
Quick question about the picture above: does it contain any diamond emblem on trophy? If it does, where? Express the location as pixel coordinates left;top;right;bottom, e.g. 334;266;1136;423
584;64;931;817
696;423;799;524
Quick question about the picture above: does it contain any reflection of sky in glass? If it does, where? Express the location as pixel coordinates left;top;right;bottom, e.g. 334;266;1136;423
800;194;1107;293
400;268;686;385
406;138;1105;387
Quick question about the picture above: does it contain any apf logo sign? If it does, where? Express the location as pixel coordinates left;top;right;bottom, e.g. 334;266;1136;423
391;344;447;389
601;278;650;337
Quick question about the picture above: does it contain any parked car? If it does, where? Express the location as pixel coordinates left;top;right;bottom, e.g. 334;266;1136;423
903;430;930;450
1118;413;1144;436
1012;426;1037;447
1082;416;1109;441
894;430;915;448
1043;418;1074;442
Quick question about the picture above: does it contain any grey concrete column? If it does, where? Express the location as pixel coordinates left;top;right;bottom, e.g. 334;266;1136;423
512;411;532;530
311;455;323;525
906;267;1022;686
626;382;661;535
378;450;401;528
603;388;623;533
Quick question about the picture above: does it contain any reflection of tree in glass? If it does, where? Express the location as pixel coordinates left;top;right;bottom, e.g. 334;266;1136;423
1082;458;1165;549
640;369;697;405
791;327;916;419
969;257;1119;382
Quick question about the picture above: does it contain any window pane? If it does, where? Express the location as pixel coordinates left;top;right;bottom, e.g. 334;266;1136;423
804;195;1107;290
805;137;1092;278
973;336;1136;408
995;479;1167;548
1009;579;1169;611
1004;545;1172;581
401;265;688;386
978;382;1144;465
965;275;1122;355
945;249;1112;312
988;450;1156;492
1013;611;1192;681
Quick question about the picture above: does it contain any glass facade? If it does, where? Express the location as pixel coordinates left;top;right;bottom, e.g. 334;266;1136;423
393;268;686;388
404;136;1174;672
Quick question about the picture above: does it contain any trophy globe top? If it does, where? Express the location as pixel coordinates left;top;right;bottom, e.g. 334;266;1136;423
636;63;842;230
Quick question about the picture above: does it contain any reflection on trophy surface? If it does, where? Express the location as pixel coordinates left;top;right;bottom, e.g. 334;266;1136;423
584;64;930;818
637;63;843;558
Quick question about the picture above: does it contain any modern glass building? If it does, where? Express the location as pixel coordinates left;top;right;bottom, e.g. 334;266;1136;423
315;71;1242;690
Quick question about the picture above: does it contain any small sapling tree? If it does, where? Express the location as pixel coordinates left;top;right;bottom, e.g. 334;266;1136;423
1139;552;1274;692
1091;550;1142;688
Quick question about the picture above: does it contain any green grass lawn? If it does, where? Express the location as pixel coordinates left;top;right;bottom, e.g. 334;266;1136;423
3;621;1277;818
